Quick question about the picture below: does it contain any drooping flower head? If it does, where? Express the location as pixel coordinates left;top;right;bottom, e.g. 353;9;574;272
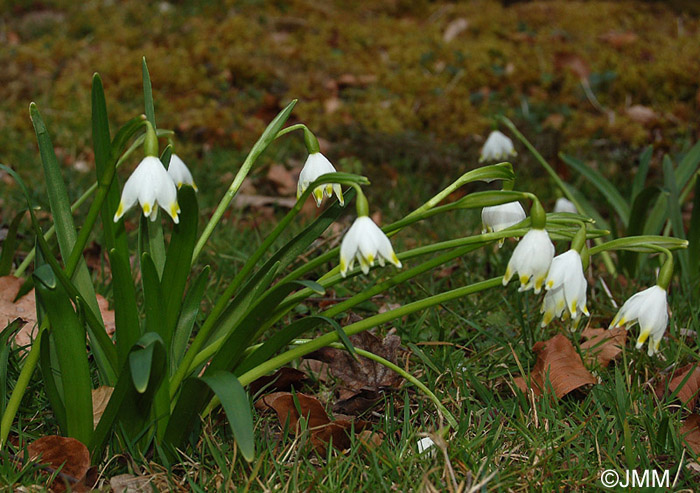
482;201;526;246
609;285;668;356
479;130;517;163
168;154;197;191
541;249;589;327
340;216;401;277
114;156;180;223
297;152;344;207
503;228;554;293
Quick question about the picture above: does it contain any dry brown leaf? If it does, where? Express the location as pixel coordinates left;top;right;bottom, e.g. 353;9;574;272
110;473;153;493
358;429;384;450
248;367;308;396
580;327;626;368
599;31;638;48
514;334;596;398
680;414;700;455
305;331;404;392
655;363;700;410
27;436;90;492
255;391;365;454
92;386;114;429
554;52;590;80
626;105;658;126
443;18;469;43
266;164;296;196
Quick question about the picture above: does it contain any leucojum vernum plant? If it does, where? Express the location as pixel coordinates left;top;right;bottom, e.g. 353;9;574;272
0;60;688;466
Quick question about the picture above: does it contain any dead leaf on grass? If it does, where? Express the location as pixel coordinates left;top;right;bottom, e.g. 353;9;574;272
626;105;659;126
92;386;114;429
234;194;297;209
27;436;90;492
255;391;366;454
554;52;590;80
680;414;700;455
580;327;626;368
110;473;153;493
266;164;297;196
655;363;700;410
514;334;596;398
599;31;638;48
248;367;308;396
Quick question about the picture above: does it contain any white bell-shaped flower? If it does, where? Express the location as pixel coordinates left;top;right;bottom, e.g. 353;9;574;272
339;216;401;277
540;250;589;327
553;197;577;214
502;228;554;294
168;154;198;191
297;152;344;207
609;285;668;356
482;201;526;246
479;130;517;163
113;156;180;223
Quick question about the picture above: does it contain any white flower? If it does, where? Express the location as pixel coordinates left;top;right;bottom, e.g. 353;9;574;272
417;437;435;454
339;216;401;277
479;130;517;162
502;228;554;294
540;250;589;327
113;156;180;223
297;152;344;207
168;154;198;191
482;201;526;246
609;285;668;356
553;197;577;214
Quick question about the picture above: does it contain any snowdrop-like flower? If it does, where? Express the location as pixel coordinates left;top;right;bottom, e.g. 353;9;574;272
417;437;436;455
168;154;198;191
479;130;517;163
114;156;180;223
340;216;401;277
540;250;589;327
502;229;554;293
609;285;668;356
481;201;526;246
553;197;577;214
297;152;344;207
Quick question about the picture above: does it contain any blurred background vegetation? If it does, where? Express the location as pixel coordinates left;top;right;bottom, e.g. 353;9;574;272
1;0;699;215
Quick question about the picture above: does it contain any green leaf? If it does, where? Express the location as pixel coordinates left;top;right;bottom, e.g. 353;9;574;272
165;371;254;461
620;186;661;276
29;104;103;320
38;330;67;433
161;187;199;342
676;140;700;189
141;253;167;345
171;266;210;372
562;182;611;233
130;341;156;393
663;156;689;283
560;153;630;225
688;176;700;277
631;145;653;202
160;145;172;169
142;57;156;129
34;265;93;445
109;248;141;369
90;332;167;458
0;211;25;276
0;320;23;415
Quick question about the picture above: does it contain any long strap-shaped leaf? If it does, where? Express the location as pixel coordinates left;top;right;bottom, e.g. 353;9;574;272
29;104;102;320
164;371;254;461
34;265;93;445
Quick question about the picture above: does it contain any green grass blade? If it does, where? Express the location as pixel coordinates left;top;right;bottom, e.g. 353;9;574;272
620;186;661;276
0;211;25;276
631;145;653;201
33;265;93;445
39;330;67;432
560;153;630;225
141;253;167;345
676;140;700;188
0;321;23;416
171;266;210;373
109;249;141;369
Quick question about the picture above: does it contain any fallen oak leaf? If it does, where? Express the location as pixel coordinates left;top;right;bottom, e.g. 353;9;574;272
514;334;597;398
580;327;626;368
680;414;700;455
655;363;700;410
27;436;90;492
